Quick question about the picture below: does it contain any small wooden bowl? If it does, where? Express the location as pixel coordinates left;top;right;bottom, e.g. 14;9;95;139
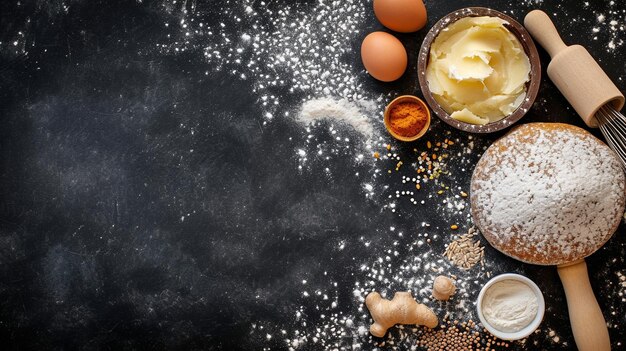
417;7;541;134
384;95;431;142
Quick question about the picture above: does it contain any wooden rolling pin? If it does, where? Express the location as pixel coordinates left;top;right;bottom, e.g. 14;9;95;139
524;10;615;351
524;10;624;128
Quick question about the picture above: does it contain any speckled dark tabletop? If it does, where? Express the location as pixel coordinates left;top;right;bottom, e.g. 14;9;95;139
1;0;626;350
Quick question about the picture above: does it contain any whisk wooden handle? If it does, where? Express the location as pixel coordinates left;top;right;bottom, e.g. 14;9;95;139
524;10;624;128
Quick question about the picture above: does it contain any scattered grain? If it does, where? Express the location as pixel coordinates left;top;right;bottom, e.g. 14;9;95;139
444;226;484;270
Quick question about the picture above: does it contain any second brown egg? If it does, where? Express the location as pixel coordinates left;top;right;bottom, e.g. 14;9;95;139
361;31;408;82
374;0;428;33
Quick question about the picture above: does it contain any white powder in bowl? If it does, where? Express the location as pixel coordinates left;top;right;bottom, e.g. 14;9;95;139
482;279;538;333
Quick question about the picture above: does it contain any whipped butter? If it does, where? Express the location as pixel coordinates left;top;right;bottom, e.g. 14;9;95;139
426;16;531;125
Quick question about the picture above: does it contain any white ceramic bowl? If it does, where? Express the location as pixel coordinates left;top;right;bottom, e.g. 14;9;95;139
476;273;545;340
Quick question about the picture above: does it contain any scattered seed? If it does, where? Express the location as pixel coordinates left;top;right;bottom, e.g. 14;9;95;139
444;226;484;270
415;318;509;350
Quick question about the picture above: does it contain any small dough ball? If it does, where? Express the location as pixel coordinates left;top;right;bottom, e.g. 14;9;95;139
433;275;456;301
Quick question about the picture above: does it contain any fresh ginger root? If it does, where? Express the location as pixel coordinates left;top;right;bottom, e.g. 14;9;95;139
365;291;438;337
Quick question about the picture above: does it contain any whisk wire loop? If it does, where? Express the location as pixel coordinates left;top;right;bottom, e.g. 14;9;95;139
596;104;626;168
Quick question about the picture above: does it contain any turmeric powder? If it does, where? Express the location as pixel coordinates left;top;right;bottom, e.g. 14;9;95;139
389;101;428;138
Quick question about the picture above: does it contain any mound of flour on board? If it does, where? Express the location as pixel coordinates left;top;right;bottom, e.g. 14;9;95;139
471;124;625;265
297;98;379;138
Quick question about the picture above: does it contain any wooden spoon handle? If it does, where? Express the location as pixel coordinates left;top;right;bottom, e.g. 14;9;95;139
557;260;610;351
524;10;568;58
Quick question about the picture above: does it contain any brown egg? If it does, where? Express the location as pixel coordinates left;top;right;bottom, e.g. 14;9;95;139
374;0;428;33
361;32;407;82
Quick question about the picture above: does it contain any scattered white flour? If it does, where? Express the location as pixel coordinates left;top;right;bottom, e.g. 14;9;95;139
504;2;625;55
546;328;564;345
482;279;539;333
581;1;625;53
297;98;379;138
471;124;625;265
156;0;379;125
617;271;626;302
139;1;626;349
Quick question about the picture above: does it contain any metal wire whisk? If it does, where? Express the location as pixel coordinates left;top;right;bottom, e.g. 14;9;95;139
595;104;626;168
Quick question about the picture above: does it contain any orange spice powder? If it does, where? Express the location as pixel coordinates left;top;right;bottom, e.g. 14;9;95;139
389;102;428;138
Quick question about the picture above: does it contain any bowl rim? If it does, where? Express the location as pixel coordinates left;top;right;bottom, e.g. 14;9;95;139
417;7;542;134
476;273;545;340
383;95;431;142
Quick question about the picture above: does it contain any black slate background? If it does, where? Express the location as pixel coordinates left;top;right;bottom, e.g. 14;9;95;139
1;0;626;350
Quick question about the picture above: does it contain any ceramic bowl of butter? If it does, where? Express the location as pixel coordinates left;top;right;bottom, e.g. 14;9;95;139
477;273;545;340
417;7;541;133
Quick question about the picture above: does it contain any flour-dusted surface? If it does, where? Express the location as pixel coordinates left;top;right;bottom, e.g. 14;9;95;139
4;0;626;350
471;123;625;265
